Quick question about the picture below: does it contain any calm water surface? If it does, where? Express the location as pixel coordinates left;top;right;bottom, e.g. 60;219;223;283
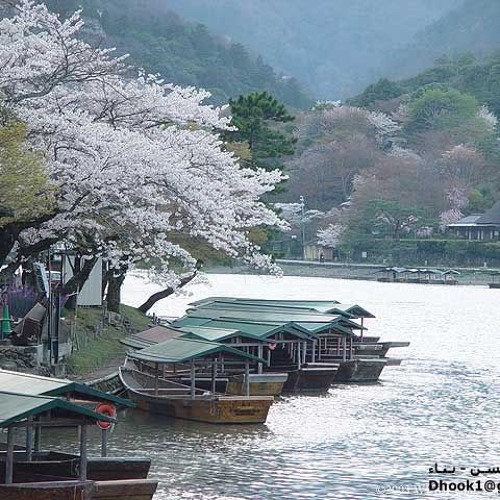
109;275;500;499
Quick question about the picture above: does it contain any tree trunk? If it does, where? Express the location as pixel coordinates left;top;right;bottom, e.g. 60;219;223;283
61;255;98;310
0;224;20;268
137;271;198;314
106;272;126;313
0;212;57;267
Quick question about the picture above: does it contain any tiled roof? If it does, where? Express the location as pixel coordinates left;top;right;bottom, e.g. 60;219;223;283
476;201;500;224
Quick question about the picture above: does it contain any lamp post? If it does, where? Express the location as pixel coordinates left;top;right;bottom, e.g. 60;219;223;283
299;195;305;260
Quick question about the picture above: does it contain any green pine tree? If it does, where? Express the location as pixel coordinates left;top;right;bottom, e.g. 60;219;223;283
225;91;296;172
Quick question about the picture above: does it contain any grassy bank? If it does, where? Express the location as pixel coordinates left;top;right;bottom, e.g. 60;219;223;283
65;304;149;377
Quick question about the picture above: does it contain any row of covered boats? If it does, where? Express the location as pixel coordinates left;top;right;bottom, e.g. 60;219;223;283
117;296;410;425
0;296;410;498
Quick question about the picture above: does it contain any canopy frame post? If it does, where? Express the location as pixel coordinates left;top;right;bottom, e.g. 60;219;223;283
101;428;108;457
190;359;196;399
5;427;14;484
257;344;263;374
154;362;159;396
211;358;217;394
26;417;33;462
244;359;250;396
79;424;88;481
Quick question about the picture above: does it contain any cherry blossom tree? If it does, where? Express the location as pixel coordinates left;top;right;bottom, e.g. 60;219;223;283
0;1;286;311
317;223;344;248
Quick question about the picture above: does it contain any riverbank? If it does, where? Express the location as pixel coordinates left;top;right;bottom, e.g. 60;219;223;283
207;259;497;286
67;304;149;380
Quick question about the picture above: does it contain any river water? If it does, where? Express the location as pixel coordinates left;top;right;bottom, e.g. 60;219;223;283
106;274;500;499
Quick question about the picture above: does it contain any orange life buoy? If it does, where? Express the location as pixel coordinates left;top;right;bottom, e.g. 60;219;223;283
268;343;277;351
95;402;117;430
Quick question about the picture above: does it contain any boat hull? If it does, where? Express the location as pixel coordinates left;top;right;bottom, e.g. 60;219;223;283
280;366;337;393
0;479;157;500
354;341;410;357
334;358;388;382
119;368;273;424
0;480;94;500
0;452;151;481
226;373;288;396
93;479;158;500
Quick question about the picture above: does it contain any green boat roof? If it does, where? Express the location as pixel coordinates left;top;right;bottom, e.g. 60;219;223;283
127;336;267;364
184;308;351;328
173;315;314;340
120;336;155;350
0;391;117;428
121;325;184;350
177;325;262;342
189;297;375;318
0;369;133;408
190;297;342;308
295;322;356;336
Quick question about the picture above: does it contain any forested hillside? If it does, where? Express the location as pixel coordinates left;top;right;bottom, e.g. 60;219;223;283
165;0;463;99
351;53;500;119
277;53;500;265
43;0;312;108
384;0;500;81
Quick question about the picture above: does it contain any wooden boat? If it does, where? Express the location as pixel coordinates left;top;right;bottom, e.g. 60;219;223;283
84;371;124;396
0;478;157;500
124;324;292;397
0;480;94;500
306;356;389;383
0;450;151;481
333;358;388;382
279;365;338;393
92;479;158;500
487;271;500;288
226;373;288;396
377;267;459;284
0;391;158;500
119;366;273;424
354;341;410;357
172;297;409;386
172;372;288;396
0;477;157;500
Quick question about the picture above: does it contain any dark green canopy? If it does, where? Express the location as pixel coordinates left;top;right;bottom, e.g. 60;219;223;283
0;369;133;407
0;391;117;428
127;336;267;364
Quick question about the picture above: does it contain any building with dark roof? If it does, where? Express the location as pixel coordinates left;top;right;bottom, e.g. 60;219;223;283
448;202;500;240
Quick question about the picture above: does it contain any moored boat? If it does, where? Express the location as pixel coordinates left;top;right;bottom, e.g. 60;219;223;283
332;358;388;383
354;341;410;357
0;450;151;482
119;366;273;424
0;391;158;500
120;336;275;423
181;297;410;384
226;373;288;396
280;365;338;392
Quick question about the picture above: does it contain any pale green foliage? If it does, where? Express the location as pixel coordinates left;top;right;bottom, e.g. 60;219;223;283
0;121;55;226
407;86;479;130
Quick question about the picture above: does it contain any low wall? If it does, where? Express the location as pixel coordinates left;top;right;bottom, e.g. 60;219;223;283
0;344;44;372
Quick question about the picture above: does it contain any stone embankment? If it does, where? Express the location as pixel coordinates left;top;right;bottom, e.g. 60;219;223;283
0;343;49;374
208;259;496;286
277;260;498;285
